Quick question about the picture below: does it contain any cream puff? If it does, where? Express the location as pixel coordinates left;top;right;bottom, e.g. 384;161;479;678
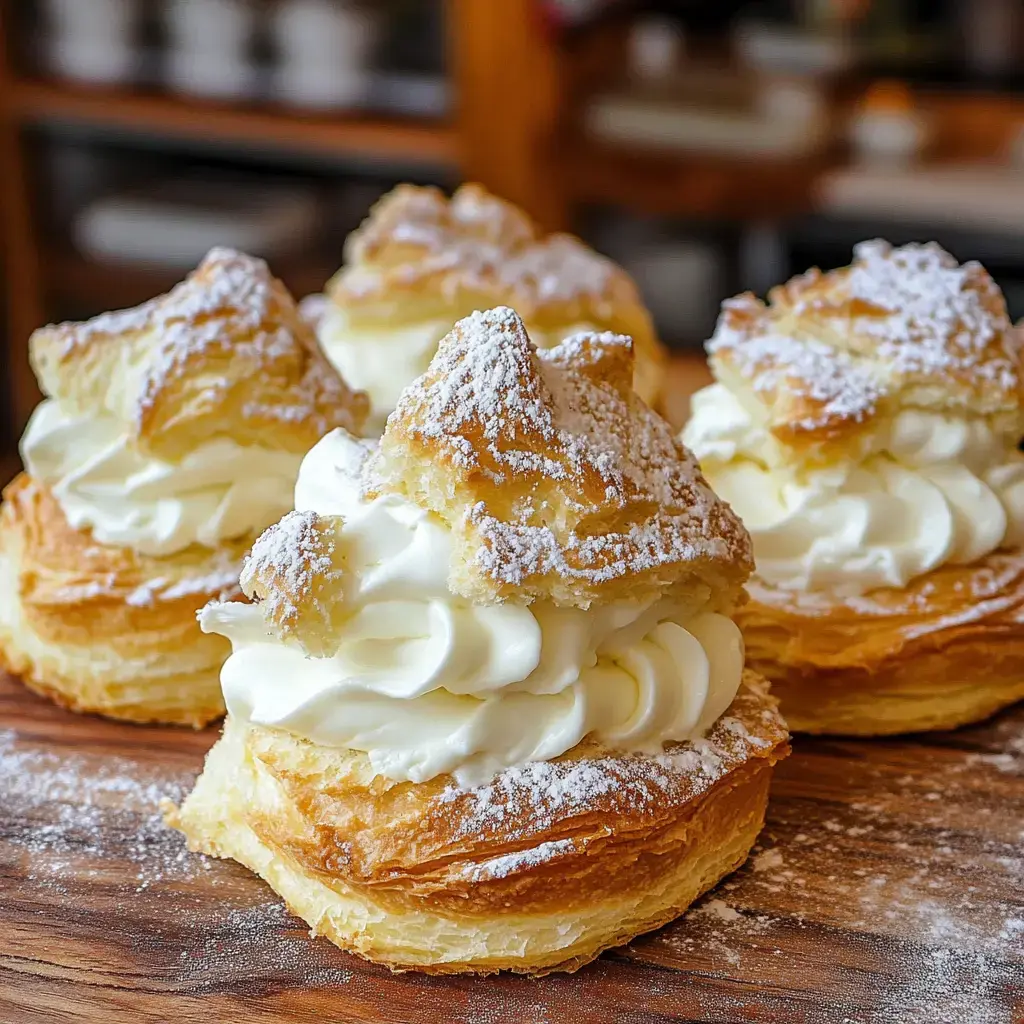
167;306;789;975
309;183;666;431
683;239;1024;735
0;247;368;726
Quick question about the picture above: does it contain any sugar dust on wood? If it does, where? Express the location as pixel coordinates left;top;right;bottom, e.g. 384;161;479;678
1;676;1023;1023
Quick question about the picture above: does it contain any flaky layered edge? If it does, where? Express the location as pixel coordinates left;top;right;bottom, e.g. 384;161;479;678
0;474;244;726
166;672;789;974
739;550;1024;734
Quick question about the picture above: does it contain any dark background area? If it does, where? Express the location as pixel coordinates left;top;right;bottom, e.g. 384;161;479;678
3;0;1024;451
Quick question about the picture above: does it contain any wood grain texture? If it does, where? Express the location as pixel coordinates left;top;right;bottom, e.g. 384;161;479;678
10;79;457;167
448;0;567;232
1;672;1022;1024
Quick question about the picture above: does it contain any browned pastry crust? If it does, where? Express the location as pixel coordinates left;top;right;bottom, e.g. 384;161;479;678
708;239;1022;462
324;183;667;407
0;474;247;726
166;671;789;975
739;550;1024;735
31;247;368;460
362;307;753;611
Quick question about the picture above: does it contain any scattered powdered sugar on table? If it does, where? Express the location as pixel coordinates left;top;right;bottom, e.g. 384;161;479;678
0;727;206;892
176;899;355;990
638;716;1024;1024
0;724;355;988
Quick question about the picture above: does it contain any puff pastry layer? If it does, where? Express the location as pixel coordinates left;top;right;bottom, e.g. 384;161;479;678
167;671;789;974
0;475;244;726
740;551;1024;734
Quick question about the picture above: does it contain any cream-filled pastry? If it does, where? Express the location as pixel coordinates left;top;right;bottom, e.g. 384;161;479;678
168;306;788;975
0;248;368;726
683;239;1024;735
308;183;666;431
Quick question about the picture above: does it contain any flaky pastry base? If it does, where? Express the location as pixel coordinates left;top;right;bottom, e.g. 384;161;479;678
166;672;789;975
0;474;245;727
739;550;1024;735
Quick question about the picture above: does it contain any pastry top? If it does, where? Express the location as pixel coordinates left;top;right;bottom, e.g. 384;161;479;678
336;305;751;610
327;183;658;348
708;239;1022;459
31;247;369;461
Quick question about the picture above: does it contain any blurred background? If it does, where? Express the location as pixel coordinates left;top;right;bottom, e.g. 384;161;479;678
3;0;1024;457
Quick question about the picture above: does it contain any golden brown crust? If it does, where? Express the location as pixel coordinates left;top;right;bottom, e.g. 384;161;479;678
708;240;1022;460
354;307;752;610
0;474;245;726
31;247;368;461
739;549;1024;734
167;672;789;974
325;183;666;406
238;508;347;657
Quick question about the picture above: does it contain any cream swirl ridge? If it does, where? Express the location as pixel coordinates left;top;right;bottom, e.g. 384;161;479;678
21;398;302;557
684;384;1024;594
201;428;745;786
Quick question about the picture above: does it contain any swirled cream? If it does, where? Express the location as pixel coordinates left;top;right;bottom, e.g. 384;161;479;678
684;383;1024;595
201;428;745;786
21;399;302;557
317;310;599;432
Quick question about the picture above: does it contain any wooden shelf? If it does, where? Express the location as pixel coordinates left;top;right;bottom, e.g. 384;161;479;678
11;79;458;166
563;140;833;221
48;248;334;315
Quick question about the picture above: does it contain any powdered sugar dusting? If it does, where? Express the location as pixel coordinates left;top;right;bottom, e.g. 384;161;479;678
434;683;785;853
456;838;578;882
0;727;206;892
339;184;617;314
708;239;1017;438
849;239;1014;389
46;246;363;441
381;306;751;600
708;293;883;430
125;567;241;608
46;552;243;609
639;712;1024;1024
239;509;338;627
0;723;358;991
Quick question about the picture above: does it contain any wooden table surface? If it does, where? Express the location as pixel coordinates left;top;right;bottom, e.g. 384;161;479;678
3;675;1023;1024
1;361;1023;1023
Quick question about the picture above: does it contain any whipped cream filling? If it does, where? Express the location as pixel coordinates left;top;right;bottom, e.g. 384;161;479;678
684;383;1024;595
201;428;744;786
317;309;599;432
21;399;302;557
